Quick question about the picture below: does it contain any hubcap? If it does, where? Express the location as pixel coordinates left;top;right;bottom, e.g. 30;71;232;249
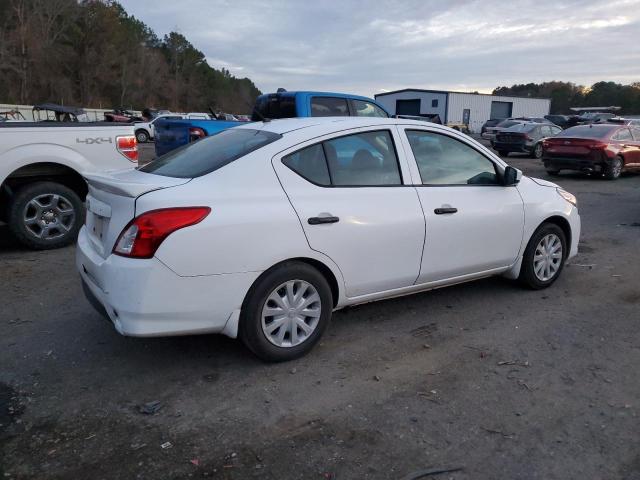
261;280;321;348
535;144;542;157
612;159;622;177
533;233;563;281
23;193;75;240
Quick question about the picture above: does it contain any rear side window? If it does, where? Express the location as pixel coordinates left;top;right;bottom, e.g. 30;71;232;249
141;128;282;178
613;128;633;141
352;99;388;118
252;95;297;121
282;144;330;186
632;127;640;141
310;97;349;117
282;130;401;186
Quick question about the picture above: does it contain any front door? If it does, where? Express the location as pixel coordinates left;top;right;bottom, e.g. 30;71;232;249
273;127;425;297
400;128;525;283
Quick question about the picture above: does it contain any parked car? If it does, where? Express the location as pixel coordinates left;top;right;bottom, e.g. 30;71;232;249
576;112;616;124
153;90;390;156
481;118;505;135
133;113;210;143
32;103;88;122
544;115;571;129
493;123;563;158
0;121;137;249
481;119;528;142
77;117;580;362
542;124;640;179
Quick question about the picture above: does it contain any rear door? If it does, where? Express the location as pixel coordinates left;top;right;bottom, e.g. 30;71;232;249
399;127;524;283
272;127;425;297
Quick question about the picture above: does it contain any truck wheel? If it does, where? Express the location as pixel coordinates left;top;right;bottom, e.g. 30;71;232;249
8;182;83;250
604;156;623;180
135;129;149;143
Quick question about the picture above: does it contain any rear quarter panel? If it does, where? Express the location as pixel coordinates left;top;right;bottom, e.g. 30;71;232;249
137;146;345;294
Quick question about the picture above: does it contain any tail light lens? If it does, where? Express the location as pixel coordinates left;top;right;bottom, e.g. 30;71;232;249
587;141;607;150
189;127;206;143
113;207;211;258
116;135;138;162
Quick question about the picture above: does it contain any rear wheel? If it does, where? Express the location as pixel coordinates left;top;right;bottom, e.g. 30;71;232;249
239;262;333;362
519;223;567;289
604;156;623;180
135;129;149;143
8;181;83;250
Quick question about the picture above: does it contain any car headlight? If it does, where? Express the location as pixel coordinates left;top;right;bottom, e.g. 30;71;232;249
557;188;577;208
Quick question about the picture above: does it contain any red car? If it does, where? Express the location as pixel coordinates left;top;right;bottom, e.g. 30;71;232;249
542;124;640;179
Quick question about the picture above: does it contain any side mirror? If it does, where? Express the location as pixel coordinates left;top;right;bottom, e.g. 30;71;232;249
503;166;522;186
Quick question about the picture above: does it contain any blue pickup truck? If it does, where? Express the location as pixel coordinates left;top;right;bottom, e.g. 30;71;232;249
154;90;389;156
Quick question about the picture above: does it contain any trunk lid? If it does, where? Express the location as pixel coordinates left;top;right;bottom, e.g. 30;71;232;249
544;137;600;157
83;169;190;258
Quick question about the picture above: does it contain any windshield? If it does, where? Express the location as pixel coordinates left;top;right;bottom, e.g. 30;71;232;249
140;128;282;178
557;125;616;138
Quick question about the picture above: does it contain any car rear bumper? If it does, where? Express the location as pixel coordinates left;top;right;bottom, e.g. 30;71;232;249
543;156;606;172
76;226;260;338
493;141;531;153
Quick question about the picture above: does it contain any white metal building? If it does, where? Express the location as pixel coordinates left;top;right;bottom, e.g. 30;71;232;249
374;89;551;133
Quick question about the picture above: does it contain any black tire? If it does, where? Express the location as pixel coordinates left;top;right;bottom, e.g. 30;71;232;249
8;181;84;250
519;223;567;290
532;142;543;159
498;150;509;157
239;261;333;362
546;169;560;176
135;129;149;143
604;156;623;180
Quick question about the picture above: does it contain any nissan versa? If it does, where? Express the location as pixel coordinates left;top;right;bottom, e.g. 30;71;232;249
77;117;580;362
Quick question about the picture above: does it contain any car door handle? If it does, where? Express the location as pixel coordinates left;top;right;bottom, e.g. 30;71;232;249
308;215;340;225
434;207;458;215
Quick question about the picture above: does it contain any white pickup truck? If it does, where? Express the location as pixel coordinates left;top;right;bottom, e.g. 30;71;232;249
0;122;138;249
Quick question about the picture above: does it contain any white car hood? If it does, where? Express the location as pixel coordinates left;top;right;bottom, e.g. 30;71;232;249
528;177;560;189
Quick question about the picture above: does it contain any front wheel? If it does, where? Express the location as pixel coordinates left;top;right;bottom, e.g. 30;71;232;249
604;156;623;180
239;262;333;362
7;181;83;250
519;223;567;289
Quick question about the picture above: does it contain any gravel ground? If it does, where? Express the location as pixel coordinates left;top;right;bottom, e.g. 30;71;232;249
1;144;639;480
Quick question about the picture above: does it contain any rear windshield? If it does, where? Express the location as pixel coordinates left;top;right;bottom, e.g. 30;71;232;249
504;123;536;132
140;128;282;178
496;120;520;128
252;95;297;121
557;125;616;139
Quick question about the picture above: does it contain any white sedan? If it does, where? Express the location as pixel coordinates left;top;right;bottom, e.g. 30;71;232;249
77;117;580;361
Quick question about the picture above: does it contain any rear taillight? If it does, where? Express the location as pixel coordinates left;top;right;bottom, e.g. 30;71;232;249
189;127;206;143
113;207;210;258
587;141;607;150
116;135;138;162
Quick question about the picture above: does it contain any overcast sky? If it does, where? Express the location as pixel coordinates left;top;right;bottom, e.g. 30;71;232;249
120;0;640;97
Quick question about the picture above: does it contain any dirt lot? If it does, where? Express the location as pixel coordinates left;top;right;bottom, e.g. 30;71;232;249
1;146;639;479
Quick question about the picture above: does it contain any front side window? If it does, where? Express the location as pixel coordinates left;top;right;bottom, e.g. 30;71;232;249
282;130;402;187
310;97;349;117
406;130;498;185
351;99;388;118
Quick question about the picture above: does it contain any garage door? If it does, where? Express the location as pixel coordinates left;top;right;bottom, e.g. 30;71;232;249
396;99;421;116
490;101;512;119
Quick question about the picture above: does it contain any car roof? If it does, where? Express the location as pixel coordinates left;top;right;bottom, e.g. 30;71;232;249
235;116;442;135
